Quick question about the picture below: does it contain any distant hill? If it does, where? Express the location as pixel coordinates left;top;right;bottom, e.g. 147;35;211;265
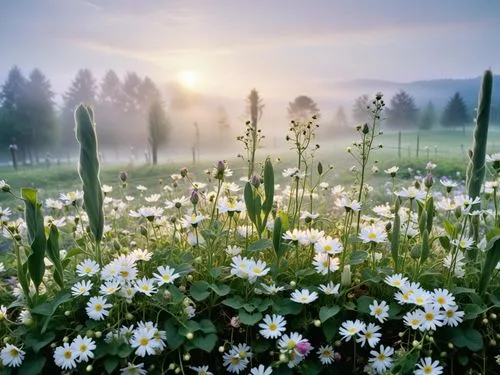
333;75;500;109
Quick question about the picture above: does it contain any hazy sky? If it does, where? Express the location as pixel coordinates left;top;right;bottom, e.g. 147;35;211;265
1;0;499;101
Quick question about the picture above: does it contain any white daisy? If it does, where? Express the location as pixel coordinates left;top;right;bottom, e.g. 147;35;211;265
130;327;158;357
339;320;366;342
420;305;444;331
317;344;335;365
369;300;390;323
318;282;340;295
76;259;100;277
134;277;157;296
120;362;147;375
356;322;381;348
414;357;443;375
99;281;121;295
258;314;287;339
71;280;94;297
0;344;25;367
86;296;112;321
153;266;180;286
189;365;213;375
443;305;465;327
290;289;318;304
431;288;456;310
249;365;273;375
71;335;96;362
369;345;394;374
53;343;78;370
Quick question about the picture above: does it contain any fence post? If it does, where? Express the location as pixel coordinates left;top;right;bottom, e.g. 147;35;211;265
408;145;411;158
416;133;420;158
398;131;402;160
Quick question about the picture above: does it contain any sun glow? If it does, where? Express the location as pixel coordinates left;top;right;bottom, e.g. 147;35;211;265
177;70;198;89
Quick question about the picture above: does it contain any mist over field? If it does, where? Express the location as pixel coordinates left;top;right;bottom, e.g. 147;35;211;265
1;0;500;165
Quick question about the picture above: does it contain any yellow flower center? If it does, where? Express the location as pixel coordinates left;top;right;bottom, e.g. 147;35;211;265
375;307;382;315
300;296;309;302
64;351;72;359
163;274;171;281
140;338;149;346
365;332;372;339
95;304;102;312
231;357;240;365
324;245;332;251
84;267;91;273
120;270;129;278
446;310;454;318
368;233;377;239
377;353;386;361
348;328;356;334
9;349;18;357
437;297;445;305
425;313;434;321
269;323;277;331
411;319;420;326
287;340;296;349
423;365;433;374
323;350;331;357
80;344;87;352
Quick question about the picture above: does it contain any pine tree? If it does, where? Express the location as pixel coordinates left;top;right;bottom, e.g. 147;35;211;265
386;90;419;128
61;69;97;150
25;69;58;161
148;101;170;165
334;106;348;130
352;94;370;123
441;92;469;134
122;72;143;113
0;66;29;162
419;101;437;130
287;95;320;121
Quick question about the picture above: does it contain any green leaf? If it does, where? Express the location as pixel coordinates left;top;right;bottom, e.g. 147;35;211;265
22;187;46;292
262;158;274;215
75;104;104;243
199;319;217;334
46;225;64;288
222;296;245;309
117;344;133;358
463;303;488;320
238;310;262;326
248;238;272;252
209;284;230;296
104;356;119;374
391;206;400;270
164;319;185;350
25;332;55;353
244;182;256;224
31;291;71;316
193;334;218;353
357;296;375;314
190;281;210;301
443;219;455;237
450;327;484;351
349;251;368;265
273;297;303;315
322;319;337;341
319;305;340;323
18;355;46;375
479;237;500;295
273;216;283;258
252;339;271;354
438;236;451;251
420;229;429;264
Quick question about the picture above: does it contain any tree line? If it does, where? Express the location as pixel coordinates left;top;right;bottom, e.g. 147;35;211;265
0;67;169;164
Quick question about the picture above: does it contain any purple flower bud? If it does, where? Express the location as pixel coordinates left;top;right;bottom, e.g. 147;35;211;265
296;341;311;355
251;174;261;188
190;190;199;205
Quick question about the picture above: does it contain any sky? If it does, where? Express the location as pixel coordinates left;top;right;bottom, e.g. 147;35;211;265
1;0;500;102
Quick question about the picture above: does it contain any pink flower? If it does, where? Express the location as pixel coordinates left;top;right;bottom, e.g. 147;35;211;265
296;342;311;355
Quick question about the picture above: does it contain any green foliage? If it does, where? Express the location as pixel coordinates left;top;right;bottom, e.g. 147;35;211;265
75;104;105;246
441;92;469;128
386;90;419;128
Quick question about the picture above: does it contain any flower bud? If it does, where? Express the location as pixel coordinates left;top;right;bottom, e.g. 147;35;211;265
175;368;181;374
341;265;351;287
95;331;102;338
86;365;93;372
313;320;321;327
186;332;194;340
289;281;296;287
362;123;369;134
183;353;191;361
64;310;71;317
180;167;188;178
279;353;287;362
163;291;172;300
119;171;128;182
251;174;261;188
423;174;434;189
218;346;225;353
168;363;176;370
190;190;199;205
63;336;69;343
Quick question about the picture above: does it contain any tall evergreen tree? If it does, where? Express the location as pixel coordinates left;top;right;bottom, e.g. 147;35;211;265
352;94;370;123
98;70;124;107
148;101;170;165
0;66;29;162
334;106;348;129
441;92;469;134
122;72;143;113
386;90;419;128
287;95;320;121
61;69;97;150
419;101;437;130
25;69;58;161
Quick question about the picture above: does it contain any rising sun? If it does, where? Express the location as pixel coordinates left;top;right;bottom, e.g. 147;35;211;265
177;70;198;89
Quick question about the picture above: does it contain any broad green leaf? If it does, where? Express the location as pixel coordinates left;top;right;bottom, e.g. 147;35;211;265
450;327;483;351
190;281;210;301
350;251;368;265
25;332;55;353
193;334;218;353
248;238;272;252
222;296;245;309
104;356;119;374
199;319;217;334
46;225;64;288
273;298;303;315
357;296;375;314
238;310;262;326
18;355;46;375
209;284;230;296
164;319;185;350
319;305;340;323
